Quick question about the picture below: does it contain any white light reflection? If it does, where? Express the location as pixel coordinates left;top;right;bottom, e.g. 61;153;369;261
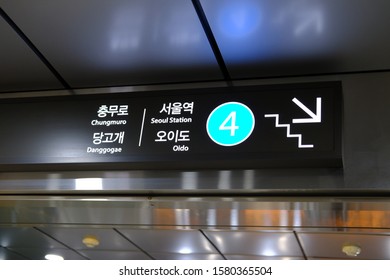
175;209;190;226
213;235;224;248
47;173;61;190
243;170;255;189
274;0;324;37
169;33;201;47
294;10;324;37
262;248;277;257
178;247;193;254
277;236;289;253
80;198;109;202
218;171;231;190
166;8;202;47
109;7;144;53
259;235;289;256
45;254;64;261
181;172;198;190
207;209;217;226
230;208;239;227
280;210;289;226
160;4;207;65
293;209;302;226
75;178;103;191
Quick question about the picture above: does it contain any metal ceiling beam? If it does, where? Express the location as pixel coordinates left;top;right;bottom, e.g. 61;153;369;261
0;8;72;91
191;0;232;85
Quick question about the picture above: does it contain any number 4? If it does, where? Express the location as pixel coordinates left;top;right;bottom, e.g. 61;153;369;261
219;111;239;136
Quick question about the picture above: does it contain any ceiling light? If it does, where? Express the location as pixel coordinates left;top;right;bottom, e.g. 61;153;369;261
45;254;64;261
82;235;100;248
342;244;361;257
178;248;192;254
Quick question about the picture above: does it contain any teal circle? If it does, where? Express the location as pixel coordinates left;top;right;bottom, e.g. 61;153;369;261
206;102;255;146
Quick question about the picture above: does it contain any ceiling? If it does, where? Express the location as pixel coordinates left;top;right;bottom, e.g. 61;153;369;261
0;1;390;260
1;196;390;260
0;0;390;94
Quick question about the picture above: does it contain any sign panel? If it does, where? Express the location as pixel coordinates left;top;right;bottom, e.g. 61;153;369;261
0;82;342;171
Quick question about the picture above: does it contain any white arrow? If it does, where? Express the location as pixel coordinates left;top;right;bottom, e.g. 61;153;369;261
292;97;321;123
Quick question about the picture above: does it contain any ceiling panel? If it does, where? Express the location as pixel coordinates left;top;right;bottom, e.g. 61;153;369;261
0;226;65;249
225;255;303;260
37;227;141;251
150;253;223;260
0;247;27;260
298;232;390;259
1;198;390;260
200;0;390;79
1;0;223;88
117;229;218;254
79;250;151;260
0;17;63;93
0;226;83;259
203;230;303;258
8;247;86;260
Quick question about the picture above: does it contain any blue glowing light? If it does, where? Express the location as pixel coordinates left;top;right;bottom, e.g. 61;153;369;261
218;1;262;38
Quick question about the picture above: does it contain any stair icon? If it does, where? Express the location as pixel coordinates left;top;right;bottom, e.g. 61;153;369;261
264;114;314;148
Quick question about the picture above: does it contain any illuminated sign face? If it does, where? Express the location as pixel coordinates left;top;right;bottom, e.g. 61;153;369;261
0;82;342;171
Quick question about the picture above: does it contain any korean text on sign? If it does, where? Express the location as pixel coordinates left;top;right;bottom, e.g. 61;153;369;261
155;130;190;142
93;132;125;145
159;102;194;115
98;105;129;118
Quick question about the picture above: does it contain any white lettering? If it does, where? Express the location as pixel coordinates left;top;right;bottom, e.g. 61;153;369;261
91;119;127;126
151;117;192;124
169;117;192;123
173;145;189;152
155;130;190;142
87;147;123;154
150;117;169;124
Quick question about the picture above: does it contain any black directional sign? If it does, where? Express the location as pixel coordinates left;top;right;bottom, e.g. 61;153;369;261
0;82;342;171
